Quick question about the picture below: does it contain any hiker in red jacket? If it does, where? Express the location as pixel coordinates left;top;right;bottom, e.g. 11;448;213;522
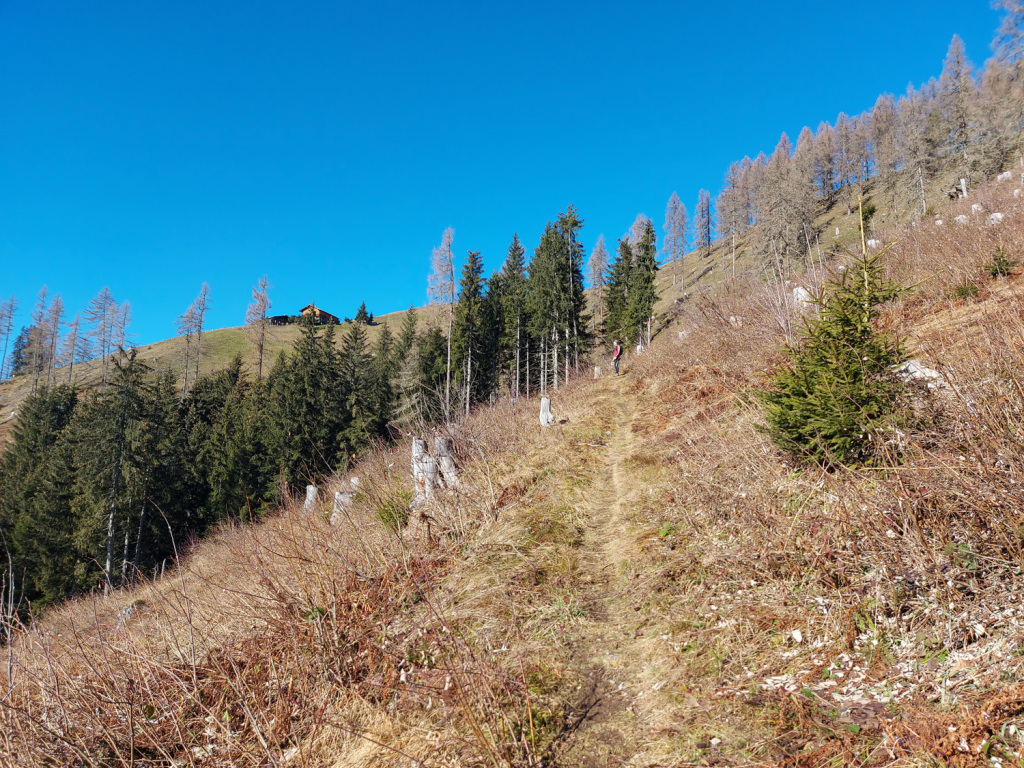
613;340;622;375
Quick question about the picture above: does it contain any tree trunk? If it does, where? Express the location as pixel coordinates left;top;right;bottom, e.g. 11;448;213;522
132;497;147;586
445;307;453;420
121;513;132;588
182;335;191;395
515;316;520;399
540;397;554;427
553;328;559;391
434;437;459;489
303;484;318;514
526;337;530;398
105;502;116;596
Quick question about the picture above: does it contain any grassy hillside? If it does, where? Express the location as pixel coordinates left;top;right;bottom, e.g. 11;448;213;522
0;304;447;447
4;179;1024;765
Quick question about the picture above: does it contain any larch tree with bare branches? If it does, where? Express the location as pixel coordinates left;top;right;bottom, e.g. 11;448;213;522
85;287;118;386
0;295;17;380
428;227;456;419
190;284;209;382
245;275;272;379
663;192;688;286
588;234;609;328
59;313;83;384
695;189;713;260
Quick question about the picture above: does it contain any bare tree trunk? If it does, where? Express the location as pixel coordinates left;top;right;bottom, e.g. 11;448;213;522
445;307;453;420
732;233;736;282
181;334;191;395
132;498;147;586
919;168;927;215
526;337;530;398
105;503;116;596
515;316;520;398
465;341;472;418
541;336;546;395
552;328;559;390
121;513;132;588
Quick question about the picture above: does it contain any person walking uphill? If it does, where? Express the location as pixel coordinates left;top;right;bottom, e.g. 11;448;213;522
613;339;622;375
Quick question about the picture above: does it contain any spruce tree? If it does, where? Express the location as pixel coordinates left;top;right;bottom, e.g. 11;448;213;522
603;239;634;344
337;320;371;459
452;250;489;414
625;217;659;346
759;236;908;466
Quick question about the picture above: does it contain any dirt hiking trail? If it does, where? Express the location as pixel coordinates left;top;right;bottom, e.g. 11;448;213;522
557;375;680;768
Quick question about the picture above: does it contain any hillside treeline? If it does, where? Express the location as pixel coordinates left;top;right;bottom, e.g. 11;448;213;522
659;23;1024;269
0;206;661;611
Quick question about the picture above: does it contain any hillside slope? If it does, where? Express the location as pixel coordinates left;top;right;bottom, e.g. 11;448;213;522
4;179;1024;766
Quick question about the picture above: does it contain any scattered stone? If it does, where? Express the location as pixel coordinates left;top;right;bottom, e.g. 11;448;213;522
988;212;1005;226
954;214;969;225
892;359;947;390
998;171;1013;182
792;286;814;308
972;203;985;215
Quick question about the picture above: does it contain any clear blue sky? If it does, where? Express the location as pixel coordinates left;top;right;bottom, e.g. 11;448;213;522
0;1;1003;345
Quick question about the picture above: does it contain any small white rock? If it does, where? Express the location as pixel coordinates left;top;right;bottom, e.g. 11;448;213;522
792;629;803;644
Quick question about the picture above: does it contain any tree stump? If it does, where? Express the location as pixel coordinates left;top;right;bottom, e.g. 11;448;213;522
434;437;459;489
594;366;601;378
540;397;555;427
303;484;318;514
412;438;438;508
331;490;356;526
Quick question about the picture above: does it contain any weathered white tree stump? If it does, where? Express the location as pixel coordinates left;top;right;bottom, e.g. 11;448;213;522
594;366;601;378
303;484;318;514
331;489;356;526
540;397;555;427
434;437;459;489
412;438;438;508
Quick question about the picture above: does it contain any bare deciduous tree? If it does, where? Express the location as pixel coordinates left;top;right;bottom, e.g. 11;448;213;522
663;192;688;286
59;312;83;385
0;295;17;381
428;228;455;418
176;304;197;394
695;189;713;260
588;234;609;327
85;287;118;386
191;284;209;382
245;275;272;379
29;287;49;393
113;301;132;353
42;294;65;391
